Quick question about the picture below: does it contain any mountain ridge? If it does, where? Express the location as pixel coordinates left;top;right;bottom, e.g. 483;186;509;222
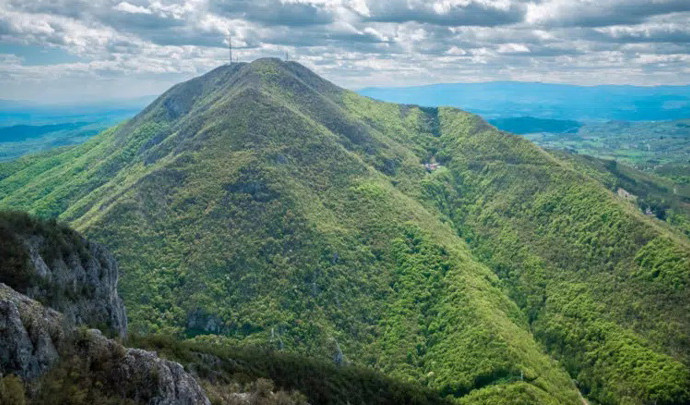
1;58;688;404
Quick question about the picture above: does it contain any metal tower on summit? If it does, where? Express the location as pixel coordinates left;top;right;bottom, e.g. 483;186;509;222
227;32;233;64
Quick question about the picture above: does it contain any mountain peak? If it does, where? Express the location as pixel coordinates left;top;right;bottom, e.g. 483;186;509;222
203;58;324;86
129;58;343;129
247;56;289;66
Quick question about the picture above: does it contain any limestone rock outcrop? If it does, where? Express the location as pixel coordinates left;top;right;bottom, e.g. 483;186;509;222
0;212;210;404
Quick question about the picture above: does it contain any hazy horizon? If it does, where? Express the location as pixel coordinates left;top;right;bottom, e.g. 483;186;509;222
3;61;690;105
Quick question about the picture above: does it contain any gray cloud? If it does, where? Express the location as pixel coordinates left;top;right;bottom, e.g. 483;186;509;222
211;0;334;26
360;0;528;27
0;0;688;102
527;0;690;27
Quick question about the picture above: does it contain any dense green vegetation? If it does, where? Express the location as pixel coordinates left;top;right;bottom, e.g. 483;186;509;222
549;151;690;237
0;58;688;404
413;109;690;404
129;334;450;405
1;212;436;405
0;374;26;405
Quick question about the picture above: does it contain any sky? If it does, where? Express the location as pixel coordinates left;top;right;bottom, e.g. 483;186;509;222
1;0;690;103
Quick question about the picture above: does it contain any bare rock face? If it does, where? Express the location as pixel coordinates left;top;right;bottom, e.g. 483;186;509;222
0;284;210;405
0;283;64;380
0;213;126;337
21;233;128;338
83;331;211;405
0;286;62;380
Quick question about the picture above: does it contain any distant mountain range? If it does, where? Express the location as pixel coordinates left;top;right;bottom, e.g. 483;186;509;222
0;96;157;127
0;96;158;161
359;81;690;121
488;116;582;134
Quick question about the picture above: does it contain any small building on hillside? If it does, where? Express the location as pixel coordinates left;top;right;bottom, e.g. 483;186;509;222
423;162;441;172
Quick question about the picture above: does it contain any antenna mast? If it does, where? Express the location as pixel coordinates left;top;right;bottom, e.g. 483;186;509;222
227;31;233;64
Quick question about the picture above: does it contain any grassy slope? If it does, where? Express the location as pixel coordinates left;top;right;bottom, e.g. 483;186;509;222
0;59;688;404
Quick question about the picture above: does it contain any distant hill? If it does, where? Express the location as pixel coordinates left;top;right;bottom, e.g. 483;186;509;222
521;119;690;184
0;96;155;128
489;116;582;134
0;122;113;161
1;59;689;404
0;122;92;142
0;96;156;127
359;81;690;121
0;97;157;160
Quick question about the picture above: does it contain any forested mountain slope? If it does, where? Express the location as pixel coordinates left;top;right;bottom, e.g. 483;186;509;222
0;58;688;404
411;113;690;404
547;150;690;238
1;212;444;405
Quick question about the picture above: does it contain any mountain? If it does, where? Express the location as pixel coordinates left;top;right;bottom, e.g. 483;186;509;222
359;82;690;121
0;58;688;404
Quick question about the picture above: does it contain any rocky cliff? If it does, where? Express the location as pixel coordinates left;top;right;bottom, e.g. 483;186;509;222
0;211;126;337
0;283;62;381
0;211;209;404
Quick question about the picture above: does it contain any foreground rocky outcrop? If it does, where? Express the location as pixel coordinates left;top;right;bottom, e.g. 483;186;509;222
0;284;62;381
0;212;210;404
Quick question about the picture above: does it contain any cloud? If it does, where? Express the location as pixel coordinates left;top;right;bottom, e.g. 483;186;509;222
0;0;689;102
526;0;690;27
497;43;530;53
360;0;527;26
113;2;153;15
211;0;336;26
591;12;690;44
